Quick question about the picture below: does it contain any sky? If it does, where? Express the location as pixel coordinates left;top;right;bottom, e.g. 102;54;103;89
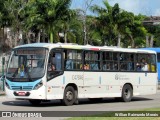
71;0;160;16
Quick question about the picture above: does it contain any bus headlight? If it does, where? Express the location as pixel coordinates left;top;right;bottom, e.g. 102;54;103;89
33;81;43;90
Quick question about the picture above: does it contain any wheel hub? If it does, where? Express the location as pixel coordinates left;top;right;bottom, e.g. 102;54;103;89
66;91;73;101
124;89;130;98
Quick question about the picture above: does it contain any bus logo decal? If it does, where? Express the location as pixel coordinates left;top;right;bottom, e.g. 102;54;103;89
115;74;119;80
20;86;23;90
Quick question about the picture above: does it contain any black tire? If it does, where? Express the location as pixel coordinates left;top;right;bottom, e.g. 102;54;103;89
63;86;76;106
121;84;133;102
29;99;41;106
74;90;79;105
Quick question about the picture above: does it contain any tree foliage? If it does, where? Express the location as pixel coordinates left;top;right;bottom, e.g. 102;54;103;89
0;0;158;49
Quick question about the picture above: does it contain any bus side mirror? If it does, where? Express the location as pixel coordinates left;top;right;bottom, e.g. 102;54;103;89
2;57;5;65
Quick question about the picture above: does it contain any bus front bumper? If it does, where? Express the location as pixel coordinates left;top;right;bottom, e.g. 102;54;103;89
5;86;46;100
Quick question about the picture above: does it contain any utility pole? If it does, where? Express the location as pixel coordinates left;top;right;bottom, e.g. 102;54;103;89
2;56;5;91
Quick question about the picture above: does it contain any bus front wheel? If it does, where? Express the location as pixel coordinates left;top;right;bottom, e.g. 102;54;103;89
63;86;76;106
121;84;133;102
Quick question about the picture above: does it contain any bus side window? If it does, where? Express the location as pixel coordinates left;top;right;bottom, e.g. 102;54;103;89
55;53;62;70
64;49;82;70
91;63;99;70
84;51;100;71
148;54;156;72
66;59;73;69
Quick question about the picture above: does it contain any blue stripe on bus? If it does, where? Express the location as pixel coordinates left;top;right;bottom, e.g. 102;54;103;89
6;79;41;90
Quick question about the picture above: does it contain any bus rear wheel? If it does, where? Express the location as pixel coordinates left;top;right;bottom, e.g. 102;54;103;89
29;99;41;106
63;86;76;106
121;84;133;102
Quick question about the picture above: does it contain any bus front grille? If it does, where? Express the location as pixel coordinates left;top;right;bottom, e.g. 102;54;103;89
11;86;33;91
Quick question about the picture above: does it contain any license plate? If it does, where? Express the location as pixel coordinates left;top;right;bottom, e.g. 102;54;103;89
17;92;26;96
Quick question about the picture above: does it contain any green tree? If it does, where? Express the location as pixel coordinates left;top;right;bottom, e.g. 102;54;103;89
126;14;147;48
6;0;27;46
154;25;160;47
90;0;112;45
90;0;147;47
143;18;160;47
57;9;78;43
0;0;17;51
22;0;72;43
86;16;102;45
90;0;133;46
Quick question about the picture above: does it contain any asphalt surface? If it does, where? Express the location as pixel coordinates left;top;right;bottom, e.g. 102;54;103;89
0;90;160;119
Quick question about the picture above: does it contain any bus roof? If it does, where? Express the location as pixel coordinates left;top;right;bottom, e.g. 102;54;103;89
141;48;160;53
14;43;156;54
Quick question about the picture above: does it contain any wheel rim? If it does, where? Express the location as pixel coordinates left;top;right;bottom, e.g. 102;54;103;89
124;89;131;99
66;91;73;101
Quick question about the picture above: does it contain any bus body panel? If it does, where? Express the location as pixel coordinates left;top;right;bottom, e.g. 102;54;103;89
46;72;84;99
5;43;158;103
45;72;157;99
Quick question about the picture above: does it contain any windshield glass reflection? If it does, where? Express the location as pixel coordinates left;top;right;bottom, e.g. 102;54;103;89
6;48;48;81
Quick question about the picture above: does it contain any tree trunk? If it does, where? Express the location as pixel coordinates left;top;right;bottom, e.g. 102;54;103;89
64;31;67;43
150;35;154;47
14;31;18;47
146;35;149;47
2;26;5;53
26;33;30;44
117;34;121;47
19;30;23;45
83;17;87;45
50;32;53;43
130;35;134;48
3;27;4;43
102;34;105;46
42;30;45;43
37;31;41;43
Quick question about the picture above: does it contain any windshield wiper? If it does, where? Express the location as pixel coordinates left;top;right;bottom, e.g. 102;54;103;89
11;68;18;80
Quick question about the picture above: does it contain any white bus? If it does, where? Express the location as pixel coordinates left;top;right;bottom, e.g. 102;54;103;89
5;43;157;106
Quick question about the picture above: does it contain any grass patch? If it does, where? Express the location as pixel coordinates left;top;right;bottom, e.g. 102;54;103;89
132;108;160;111
68;117;160;120
68;118;159;120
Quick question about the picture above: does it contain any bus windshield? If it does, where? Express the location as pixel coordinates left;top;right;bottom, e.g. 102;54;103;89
6;48;48;81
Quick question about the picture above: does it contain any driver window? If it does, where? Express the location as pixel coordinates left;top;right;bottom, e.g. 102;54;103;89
47;51;62;80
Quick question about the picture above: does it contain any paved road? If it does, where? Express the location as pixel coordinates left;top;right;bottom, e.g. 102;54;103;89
0;91;160;119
